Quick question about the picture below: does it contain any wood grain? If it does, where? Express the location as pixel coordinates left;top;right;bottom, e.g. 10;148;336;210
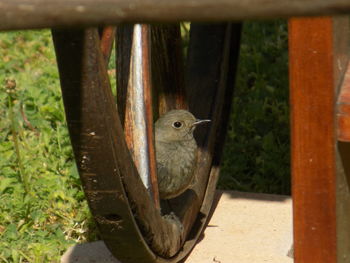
289;17;337;263
151;24;187;117
123;24;160;207
2;0;350;30
116;24;133;126
142;25;160;208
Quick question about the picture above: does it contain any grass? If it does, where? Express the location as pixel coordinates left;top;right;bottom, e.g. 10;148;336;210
0;22;289;262
219;21;290;194
0;31;95;262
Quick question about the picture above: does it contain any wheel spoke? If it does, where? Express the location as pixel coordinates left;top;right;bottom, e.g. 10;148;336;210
123;24;160;207
151;24;187;116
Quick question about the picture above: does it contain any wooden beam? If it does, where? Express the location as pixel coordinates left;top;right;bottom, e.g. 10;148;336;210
1;0;350;31
289;17;337;263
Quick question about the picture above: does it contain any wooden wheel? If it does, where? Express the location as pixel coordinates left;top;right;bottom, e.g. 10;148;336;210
52;23;241;262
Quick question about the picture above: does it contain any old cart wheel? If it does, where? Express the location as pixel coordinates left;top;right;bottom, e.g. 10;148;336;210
52;23;241;263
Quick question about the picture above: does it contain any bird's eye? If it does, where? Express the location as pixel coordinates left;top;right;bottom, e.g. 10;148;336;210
172;121;183;129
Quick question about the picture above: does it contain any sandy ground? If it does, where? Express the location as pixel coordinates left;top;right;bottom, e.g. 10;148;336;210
61;190;293;263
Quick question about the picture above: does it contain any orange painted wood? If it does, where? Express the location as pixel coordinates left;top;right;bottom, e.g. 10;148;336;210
337;64;350;141
289;17;337;263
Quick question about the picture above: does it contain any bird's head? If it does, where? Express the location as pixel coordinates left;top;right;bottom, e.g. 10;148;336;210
155;109;210;142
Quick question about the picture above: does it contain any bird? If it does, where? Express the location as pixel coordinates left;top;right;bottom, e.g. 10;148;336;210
155;109;210;199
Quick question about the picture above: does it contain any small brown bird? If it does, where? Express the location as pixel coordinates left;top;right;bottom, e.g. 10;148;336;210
155;110;210;199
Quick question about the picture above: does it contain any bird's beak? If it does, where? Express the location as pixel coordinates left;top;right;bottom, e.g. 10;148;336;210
192;119;211;126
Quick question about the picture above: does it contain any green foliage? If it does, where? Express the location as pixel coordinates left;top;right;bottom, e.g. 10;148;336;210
218;20;290;194
0;30;95;262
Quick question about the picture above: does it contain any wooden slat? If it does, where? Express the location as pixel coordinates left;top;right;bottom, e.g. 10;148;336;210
2;0;350;31
289;17;337;263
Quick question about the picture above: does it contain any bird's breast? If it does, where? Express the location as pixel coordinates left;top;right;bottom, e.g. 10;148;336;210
155;139;197;199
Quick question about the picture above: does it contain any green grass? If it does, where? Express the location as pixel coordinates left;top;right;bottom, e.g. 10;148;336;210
0;22;289;262
0;31;95;262
219;20;290;194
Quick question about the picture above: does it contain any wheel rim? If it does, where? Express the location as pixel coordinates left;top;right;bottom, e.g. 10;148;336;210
52;23;241;262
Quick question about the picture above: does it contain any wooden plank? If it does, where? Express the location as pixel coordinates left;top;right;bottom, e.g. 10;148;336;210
289;17;337;263
2;0;350;31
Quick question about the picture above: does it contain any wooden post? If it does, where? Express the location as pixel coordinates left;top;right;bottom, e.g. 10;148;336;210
289;16;350;263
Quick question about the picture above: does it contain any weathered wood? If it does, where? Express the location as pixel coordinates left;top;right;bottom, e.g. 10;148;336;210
2;0;350;31
52;28;184;261
289;17;338;263
99;26;116;66
141;25;160;208
123;24;159;208
116;24;133;126
151;24;187;117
